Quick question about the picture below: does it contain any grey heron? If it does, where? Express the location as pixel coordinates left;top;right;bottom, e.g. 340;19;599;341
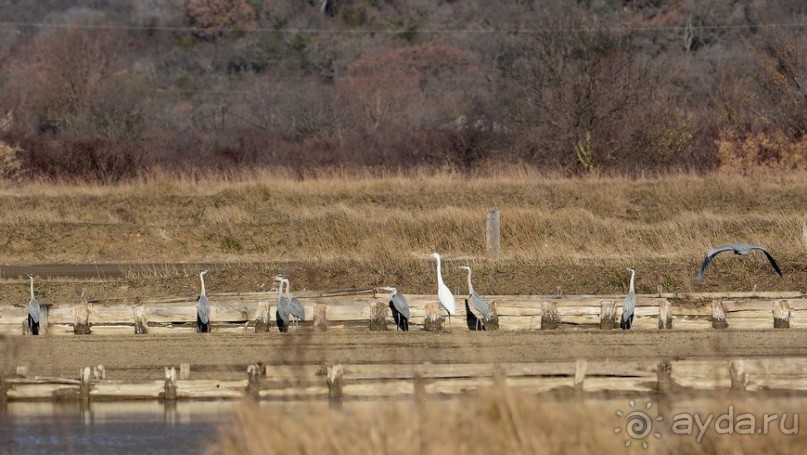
383;286;410;331
27;273;40;335
196;269;210;332
282;278;305;327
459;265;492;330
620;267;636;330
273;275;290;332
431;252;456;321
695;243;782;281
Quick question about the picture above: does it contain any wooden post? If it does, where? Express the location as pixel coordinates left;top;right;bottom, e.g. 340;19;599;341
16;366;28;377
729;360;748;392
254;301;271;333
773;300;791;329
658;300;673;329
484;301;500;330
247;364;261;397
327;364;343;402
541;302;560;330
574;359;587;390
21;320;30;336
657;284;663;298
179;363;190;380
413;371;426;402
556;286;563;298
79;366;91;402
657;360;673;394
164;367;177;401
369;301;388;331
93;365;105;380
711;299;728;329
39;304;50;335
486;208;501;254
313;304;328;332
74;304;91;335
599;300;615;330
423;302;444;332
133;303;148;335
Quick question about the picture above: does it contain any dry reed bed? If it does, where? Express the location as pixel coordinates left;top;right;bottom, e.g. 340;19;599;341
0;171;804;294
212;387;807;454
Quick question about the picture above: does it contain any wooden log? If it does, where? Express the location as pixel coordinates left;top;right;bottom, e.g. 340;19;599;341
254;301;271;333
368;301;387;331
730;360;748;392
180;363;190;380
711;299;728;329
658;300;673;329
773;300;791;329
164;367;177;401
74;305;91;335
39;304;50;335
541;302;560;330
486;208;501;254
657;360;673;394
313;304;328;332
599;300;615;330
133;303;148;335
327;364;343;402
423;302;444;332
246;364;261;397
79;366;91;401
574;359;587;390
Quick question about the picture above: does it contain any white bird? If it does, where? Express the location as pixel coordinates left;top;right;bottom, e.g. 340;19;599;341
27;273;40;335
432;252;456;321
196;269;210;333
695;243;782;280
620;267;636;330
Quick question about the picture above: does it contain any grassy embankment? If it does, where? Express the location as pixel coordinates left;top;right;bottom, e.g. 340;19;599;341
0;169;804;304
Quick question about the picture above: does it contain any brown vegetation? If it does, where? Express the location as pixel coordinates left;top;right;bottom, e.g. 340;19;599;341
212;387;806;454
0;2;806;179
0;170;803;301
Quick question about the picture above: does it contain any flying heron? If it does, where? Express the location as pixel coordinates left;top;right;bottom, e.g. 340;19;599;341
459;265;492;330
27;273;40;335
695;243;782;281
383;286;410;331
620;267;636;330
431;252;456;322
196;269;211;333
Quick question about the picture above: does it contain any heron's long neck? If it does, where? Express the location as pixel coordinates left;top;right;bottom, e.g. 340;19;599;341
465;269;475;295
284;280;291;298
276;280;284;299
629;270;635;294
29;278;34;300
200;274;207;297
435;257;445;286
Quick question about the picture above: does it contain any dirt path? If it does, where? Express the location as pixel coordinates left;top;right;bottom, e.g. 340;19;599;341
4;329;807;380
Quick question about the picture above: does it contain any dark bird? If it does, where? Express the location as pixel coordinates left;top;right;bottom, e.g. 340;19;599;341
384;286;410;331
695;243;782;281
27;273;40;335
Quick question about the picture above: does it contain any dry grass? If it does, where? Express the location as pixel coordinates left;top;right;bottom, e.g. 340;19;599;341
210;388;806;454
0;169;805;295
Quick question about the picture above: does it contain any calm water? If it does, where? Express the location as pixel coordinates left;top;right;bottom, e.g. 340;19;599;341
0;401;237;455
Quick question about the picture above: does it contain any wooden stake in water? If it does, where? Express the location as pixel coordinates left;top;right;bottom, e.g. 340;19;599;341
254;301;271;333
369;301;388;331
599;300;615;330
711;299;728;329
773;300;791;329
658;300;673;329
